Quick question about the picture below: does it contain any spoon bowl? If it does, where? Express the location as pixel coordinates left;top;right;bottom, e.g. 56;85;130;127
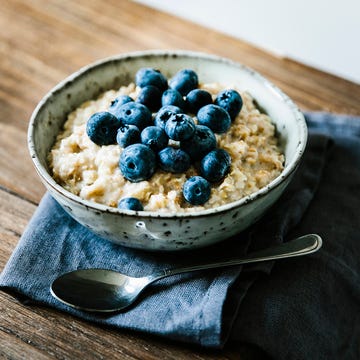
51;234;322;312
51;269;151;312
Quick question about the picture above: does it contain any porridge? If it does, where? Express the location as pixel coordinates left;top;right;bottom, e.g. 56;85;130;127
49;69;284;212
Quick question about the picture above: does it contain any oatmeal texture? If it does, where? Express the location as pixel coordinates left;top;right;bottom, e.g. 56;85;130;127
49;83;284;212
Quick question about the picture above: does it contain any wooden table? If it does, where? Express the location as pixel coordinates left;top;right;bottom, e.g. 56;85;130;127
1;1;359;358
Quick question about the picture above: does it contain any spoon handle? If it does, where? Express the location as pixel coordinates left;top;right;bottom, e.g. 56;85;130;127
154;234;322;280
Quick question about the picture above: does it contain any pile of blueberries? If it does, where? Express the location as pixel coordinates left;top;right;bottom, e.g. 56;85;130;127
86;68;243;210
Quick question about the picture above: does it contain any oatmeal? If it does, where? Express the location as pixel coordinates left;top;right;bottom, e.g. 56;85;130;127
49;78;284;212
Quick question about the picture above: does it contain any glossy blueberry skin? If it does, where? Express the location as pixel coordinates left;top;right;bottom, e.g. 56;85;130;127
135;68;168;91
214;89;243;120
154;105;182;129
158;147;191;173
161;89;186;109
183;176;211;205
116;124;140;148
185;89;212;114
165;113;196;141
116;102;152;131
197;104;231;134
136;85;162;112
86;111;122;145
119;144;156;182
169;69;198;96
109;95;134;117
118;197;144;211
180;125;216;161
200;149;231;183
141;126;168;152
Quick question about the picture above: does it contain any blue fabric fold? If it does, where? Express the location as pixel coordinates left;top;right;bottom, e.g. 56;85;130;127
231;112;360;359
1;112;359;357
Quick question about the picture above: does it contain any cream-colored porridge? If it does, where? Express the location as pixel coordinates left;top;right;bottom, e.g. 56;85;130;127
49;82;284;212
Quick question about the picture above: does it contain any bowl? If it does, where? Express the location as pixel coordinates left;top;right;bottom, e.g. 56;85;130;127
28;50;307;251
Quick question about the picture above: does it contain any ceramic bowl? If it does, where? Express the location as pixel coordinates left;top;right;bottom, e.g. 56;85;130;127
28;50;307;251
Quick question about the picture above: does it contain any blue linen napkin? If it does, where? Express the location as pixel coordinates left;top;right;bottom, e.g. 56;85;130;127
0;112;359;357
231;112;360;359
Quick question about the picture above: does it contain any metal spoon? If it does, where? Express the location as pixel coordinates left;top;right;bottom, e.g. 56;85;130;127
50;234;322;312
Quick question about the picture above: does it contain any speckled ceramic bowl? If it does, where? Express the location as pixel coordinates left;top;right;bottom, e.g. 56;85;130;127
28;50;307;251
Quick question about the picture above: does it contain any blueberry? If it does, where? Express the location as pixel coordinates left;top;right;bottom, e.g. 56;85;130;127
165;113;195;141
183;176;211;205
116;102;152;131
169;69;198;96
185;89;212;114
200;149;231;183
141;126;168;152
158;147;191;173
135;68;168;91
161;89;186;109
86;111;122;145
109;95;134;117
197;104;231;134
118;197;144;211
180;125;216;161
136;85;162;112
154;105;182;129
214;89;243;120
119;144;156;182
116;124;140;148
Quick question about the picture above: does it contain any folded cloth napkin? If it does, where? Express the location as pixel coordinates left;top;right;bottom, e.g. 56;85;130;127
1;112;359;358
231;112;360;359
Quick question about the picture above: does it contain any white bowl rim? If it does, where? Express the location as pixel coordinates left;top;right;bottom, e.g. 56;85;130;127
28;49;307;219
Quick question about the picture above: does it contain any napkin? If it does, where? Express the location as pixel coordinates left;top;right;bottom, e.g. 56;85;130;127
231;112;360;359
1;112;359;358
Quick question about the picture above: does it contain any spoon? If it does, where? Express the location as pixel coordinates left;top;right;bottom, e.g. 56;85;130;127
50;234;322;312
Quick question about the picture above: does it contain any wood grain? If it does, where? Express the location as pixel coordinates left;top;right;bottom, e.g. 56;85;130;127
0;0;359;358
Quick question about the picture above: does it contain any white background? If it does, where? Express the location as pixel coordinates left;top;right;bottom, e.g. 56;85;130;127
135;0;360;84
